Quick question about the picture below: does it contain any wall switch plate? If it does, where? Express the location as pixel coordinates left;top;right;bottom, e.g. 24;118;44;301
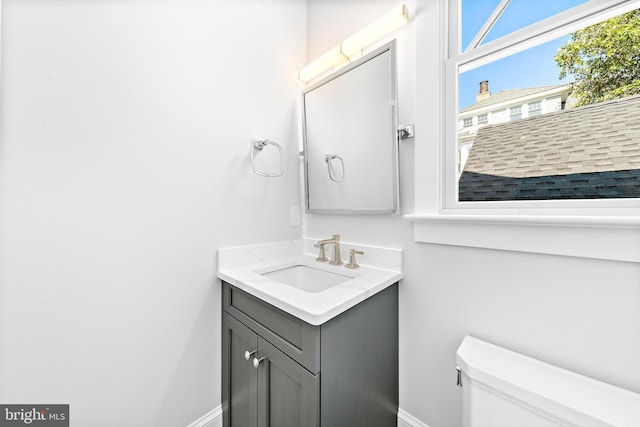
290;206;301;226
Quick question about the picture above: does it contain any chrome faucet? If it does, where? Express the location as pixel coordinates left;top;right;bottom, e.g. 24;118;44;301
314;234;343;265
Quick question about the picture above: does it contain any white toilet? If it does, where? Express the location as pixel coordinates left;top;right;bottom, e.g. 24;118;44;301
456;336;640;427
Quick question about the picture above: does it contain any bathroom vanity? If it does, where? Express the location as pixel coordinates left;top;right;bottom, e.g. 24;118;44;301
218;239;402;427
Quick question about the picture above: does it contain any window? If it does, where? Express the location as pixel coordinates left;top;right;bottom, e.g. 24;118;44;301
477;113;488;124
408;0;640;263
528;100;542;116
451;0;640;205
462;117;473;127
509;105;522;121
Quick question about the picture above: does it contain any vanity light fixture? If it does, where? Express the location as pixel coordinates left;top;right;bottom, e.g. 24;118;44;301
298;45;350;84
341;4;409;59
298;4;408;83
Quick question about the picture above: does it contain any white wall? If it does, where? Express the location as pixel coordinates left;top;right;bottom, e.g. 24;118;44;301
2;2;638;426
0;1;305;426
306;1;640;426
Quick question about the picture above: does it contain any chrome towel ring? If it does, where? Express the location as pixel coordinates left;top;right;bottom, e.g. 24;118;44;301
250;139;284;177
325;154;345;182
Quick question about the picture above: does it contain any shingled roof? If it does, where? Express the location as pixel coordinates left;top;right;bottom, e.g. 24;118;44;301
459;94;640;201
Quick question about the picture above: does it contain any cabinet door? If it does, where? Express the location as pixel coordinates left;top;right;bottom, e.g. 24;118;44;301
222;313;258;427
256;337;319;427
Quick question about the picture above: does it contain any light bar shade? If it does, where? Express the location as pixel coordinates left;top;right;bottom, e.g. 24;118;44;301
298;4;409;83
341;5;409;59
298;45;349;83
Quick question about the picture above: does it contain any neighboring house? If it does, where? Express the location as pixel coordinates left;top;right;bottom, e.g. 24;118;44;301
459;94;640;201
458;81;571;174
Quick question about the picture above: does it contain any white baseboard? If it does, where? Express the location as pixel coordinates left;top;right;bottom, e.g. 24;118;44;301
186;405;222;427
187;405;427;427
398;408;430;427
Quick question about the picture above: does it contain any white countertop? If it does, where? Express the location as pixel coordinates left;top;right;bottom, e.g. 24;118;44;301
217;239;402;325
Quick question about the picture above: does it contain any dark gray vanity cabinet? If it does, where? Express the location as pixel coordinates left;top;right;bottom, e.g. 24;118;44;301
221;281;398;427
222;313;318;427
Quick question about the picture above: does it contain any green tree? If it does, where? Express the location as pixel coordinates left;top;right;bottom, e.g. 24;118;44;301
555;8;640;107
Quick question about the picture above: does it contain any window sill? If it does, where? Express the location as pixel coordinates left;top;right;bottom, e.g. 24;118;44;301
405;213;640;263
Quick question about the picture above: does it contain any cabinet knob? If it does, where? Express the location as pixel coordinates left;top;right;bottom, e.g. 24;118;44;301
252;356;266;369
244;349;257;361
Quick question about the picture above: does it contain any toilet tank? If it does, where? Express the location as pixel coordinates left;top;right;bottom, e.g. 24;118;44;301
456;336;640;427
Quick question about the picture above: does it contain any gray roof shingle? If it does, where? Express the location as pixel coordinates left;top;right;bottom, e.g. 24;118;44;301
459;95;640;201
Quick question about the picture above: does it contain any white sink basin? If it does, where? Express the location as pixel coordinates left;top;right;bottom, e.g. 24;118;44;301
217;240;402;325
261;264;353;293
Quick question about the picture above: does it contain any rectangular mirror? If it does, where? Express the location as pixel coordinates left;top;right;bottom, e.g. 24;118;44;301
302;41;399;214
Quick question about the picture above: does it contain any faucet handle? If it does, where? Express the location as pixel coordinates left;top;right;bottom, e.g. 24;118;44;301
315;244;328;262
345;249;364;269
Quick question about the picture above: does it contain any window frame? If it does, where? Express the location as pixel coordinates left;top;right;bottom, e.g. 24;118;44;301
444;0;640;213
528;100;541;116
509;105;522;120
408;0;640;263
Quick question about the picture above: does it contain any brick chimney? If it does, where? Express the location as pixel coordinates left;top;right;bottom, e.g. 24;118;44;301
476;80;491;102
